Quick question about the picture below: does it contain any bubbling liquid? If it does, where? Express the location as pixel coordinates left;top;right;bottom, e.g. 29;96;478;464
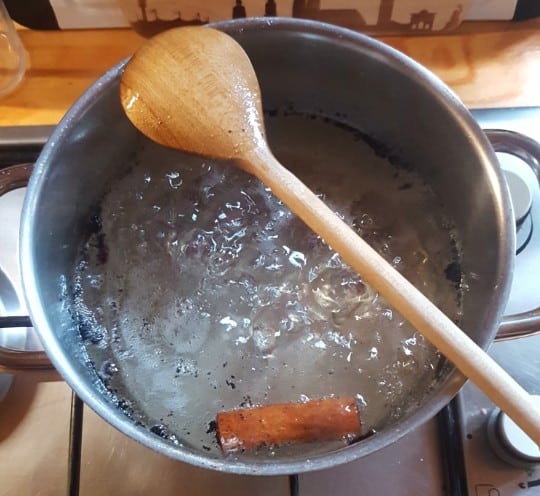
71;113;462;457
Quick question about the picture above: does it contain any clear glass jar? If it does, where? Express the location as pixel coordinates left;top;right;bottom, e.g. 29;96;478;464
0;0;26;98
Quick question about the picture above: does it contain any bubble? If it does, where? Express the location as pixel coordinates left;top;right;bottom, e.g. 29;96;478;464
253;327;277;355
166;171;182;189
287;250;307;269
220;316;238;332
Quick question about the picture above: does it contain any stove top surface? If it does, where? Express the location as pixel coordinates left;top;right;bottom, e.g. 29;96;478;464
0;108;539;496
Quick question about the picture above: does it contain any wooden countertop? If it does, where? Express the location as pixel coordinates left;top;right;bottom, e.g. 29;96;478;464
1;19;540;127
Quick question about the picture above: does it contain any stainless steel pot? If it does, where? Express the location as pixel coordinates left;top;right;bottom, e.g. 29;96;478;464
14;18;518;474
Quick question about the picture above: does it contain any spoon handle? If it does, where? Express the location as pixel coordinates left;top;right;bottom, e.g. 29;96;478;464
241;146;540;446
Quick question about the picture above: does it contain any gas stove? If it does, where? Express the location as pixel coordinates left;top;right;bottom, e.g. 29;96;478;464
0;108;539;496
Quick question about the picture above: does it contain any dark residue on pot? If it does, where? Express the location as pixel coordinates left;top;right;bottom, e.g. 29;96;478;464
75;310;104;345
445;236;463;296
444;261;462;289
206;420;217;434
263;106;415;172
86;210;109;265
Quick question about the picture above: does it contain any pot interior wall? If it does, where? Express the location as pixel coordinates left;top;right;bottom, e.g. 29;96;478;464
22;20;510;473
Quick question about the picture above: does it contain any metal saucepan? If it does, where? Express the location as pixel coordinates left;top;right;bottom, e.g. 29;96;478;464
3;18;535;474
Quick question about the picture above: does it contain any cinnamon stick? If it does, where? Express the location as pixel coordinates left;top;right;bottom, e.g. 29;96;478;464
216;396;361;453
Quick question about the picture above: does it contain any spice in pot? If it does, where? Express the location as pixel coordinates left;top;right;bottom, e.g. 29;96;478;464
216;396;362;453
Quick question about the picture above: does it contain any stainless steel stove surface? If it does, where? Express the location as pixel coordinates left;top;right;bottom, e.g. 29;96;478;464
455;108;540;496
0;108;539;496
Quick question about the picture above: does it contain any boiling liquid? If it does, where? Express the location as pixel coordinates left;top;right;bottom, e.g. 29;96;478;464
71;113;462;457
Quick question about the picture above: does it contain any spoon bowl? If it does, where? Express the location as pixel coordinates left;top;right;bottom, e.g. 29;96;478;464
121;26;267;173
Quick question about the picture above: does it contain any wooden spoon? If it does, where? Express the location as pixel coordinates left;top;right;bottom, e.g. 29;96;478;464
120;26;540;445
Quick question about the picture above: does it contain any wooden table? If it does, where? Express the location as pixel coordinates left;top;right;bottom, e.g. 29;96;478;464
1;19;540;127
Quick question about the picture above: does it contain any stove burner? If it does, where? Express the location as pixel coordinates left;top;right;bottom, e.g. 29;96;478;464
516;214;533;255
504;169;533;225
0;270;26;400
502;162;535;254
487;394;540;469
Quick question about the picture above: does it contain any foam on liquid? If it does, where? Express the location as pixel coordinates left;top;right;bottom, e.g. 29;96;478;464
71;113;462;457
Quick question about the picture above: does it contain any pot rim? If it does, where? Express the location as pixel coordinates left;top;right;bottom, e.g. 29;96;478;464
20;17;515;475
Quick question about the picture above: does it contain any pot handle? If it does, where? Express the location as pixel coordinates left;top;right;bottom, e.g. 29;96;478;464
0;163;54;373
485;129;540;341
2;134;537;362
